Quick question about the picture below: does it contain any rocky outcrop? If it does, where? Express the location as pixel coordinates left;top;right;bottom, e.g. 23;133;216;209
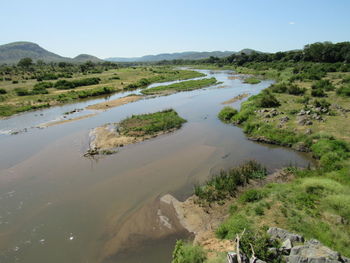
227;228;349;263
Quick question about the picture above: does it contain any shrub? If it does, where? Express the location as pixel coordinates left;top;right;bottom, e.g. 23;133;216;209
14;87;31;96
0;88;7;94
218;106;238;122
254;206;265;215
54;80;75;89
54;77;100;90
311;139;350;160
313;99;330;110
287;84;306;95
311;88;326;97
34;82;53;89
256;91;280;108
312;79;335;91
172;240;206;263
270;83;287;93
240;229;282;263
336;85;350;96
240;189;266;203
36;73;58;81
194;161;267;202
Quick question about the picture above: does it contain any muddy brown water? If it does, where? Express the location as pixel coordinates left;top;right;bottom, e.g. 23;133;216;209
0;70;313;263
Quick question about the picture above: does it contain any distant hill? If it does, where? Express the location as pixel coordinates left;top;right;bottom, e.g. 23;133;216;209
105;51;238;62
0;42;71;64
0;41;259;64
0;42;103;64
73;54;103;63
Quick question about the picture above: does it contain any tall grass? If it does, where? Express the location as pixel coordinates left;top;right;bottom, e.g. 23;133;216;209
194;160;267;202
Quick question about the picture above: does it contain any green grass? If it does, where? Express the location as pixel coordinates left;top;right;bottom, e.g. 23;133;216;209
212;65;350;258
0;67;205;117
194;160;267;203
141;77;217;95
172;240;207;263
217;106;238;122
119;109;186;137
243;77;261;84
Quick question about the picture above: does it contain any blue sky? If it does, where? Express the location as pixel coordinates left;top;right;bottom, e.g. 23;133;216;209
1;0;349;58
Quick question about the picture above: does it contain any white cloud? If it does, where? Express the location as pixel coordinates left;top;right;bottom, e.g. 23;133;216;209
289;22;296;25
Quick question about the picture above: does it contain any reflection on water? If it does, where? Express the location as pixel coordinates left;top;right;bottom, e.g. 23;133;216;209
0;70;313;263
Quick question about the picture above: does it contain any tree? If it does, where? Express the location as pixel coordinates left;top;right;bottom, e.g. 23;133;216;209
17;57;33;68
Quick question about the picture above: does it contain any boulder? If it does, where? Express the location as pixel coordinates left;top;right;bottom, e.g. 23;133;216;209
287;240;342;263
292;142;310;152
267;227;304;243
282;238;293;251
280;116;290;123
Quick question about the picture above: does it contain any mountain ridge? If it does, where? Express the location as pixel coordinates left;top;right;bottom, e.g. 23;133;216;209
0;41;260;64
0;41;102;64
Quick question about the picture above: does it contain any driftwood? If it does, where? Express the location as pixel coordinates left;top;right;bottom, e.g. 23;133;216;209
227;229;246;263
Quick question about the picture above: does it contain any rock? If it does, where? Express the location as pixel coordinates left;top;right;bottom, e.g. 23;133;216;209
297;109;306;116
341;256;350;263
280;116;290;123
305;128;312;135
292;142;310;152
267;227;304;243
287;241;342;263
282;239;293;250
268;247;278;256
84;148;99;157
227;252;248;263
297;116;313;126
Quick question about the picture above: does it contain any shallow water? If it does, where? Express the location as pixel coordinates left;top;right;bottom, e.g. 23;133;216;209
0;69;313;263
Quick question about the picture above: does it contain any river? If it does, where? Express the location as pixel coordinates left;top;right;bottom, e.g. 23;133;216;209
0;69;312;263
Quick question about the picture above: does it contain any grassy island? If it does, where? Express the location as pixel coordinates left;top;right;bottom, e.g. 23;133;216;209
141;77;218;95
86;109;186;155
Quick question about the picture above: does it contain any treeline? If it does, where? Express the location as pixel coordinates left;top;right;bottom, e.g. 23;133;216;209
151;41;350;68
0;58;120;82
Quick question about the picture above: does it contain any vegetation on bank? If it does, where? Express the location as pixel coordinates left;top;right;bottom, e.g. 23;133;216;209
141;77;218;95
194;160;267;203
118;109;186;137
211;67;350;258
0;63;204;116
171;41;350;261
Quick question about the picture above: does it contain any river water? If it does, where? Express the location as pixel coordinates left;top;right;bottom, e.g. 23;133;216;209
0;69;312;263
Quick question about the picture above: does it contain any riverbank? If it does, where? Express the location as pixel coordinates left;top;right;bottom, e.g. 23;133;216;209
0;67;204;117
169;65;350;261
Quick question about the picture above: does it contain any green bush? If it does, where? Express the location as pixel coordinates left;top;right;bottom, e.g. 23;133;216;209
172;240;206;263
218;106;238;122
14;87;31;96
194;161;267;202
240;189;266;203
311;139;350;160
312;79;336;91
240;230;282;263
287;84;306;95
0;88;7;94
336;85;350;96
311;88;326;97
256;91;280;108
313;99;330;109
54;77;100;90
